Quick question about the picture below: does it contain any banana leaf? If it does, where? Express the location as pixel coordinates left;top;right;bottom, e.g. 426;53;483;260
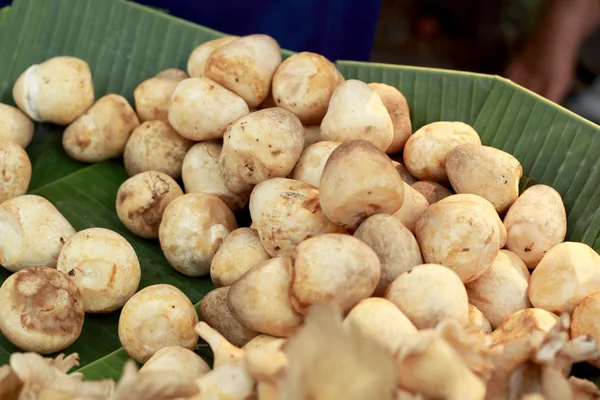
1;0;600;383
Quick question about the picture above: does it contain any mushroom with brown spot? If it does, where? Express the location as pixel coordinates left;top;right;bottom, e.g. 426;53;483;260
187;36;240;78
368;83;412;154
291;141;341;187
411;180;453;204
133;68;188;122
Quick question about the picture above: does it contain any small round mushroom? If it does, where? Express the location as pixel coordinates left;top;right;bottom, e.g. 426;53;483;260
228;257;302;337
219;108;304;194
468;304;492;333
0;139;32;203
384;264;469;329
116;171;184;239
0;103;34;148
392;182;429;234
343;297;417;353
139;346;210;379
118;284;199;363
291;141;341;187
490;308;559;347
249;178;344;257
210;227;271;287
302;125;322;149
368;83;412;154
321;80;394;151
0;268;84;354
271;52;344;124
416;200;500;283
123;120;193;179
0;194;76;272
391;161;418;185
353;213;423;295
242;334;285;351
62;94;140;163
181;141;250;212
12;56;94;125
503;184;567;269
200;287;259;347
290;234;381;314
411;180;453;204
466;249;531;329
571;290;600;367
56;228;141;313
168;77;250;141
403;121;481;183
133;68;188;122
319;140;404;230
187;36;240;78
159;192;237;277
529;242;600;314
205;34;282;108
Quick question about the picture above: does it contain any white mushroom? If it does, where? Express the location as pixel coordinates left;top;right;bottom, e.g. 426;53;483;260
187;36;240;78
392;182;429;234
0;139;31;204
368;83;412;154
468;304;492;333
291;141;341;187
490;308;559;347
0;103;34;148
139;346;210;380
133;68;188;122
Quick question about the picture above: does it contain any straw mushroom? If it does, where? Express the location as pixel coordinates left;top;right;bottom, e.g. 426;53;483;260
0;139;32;204
204;34;282;107
210;227;271;288
303;124;322;148
468;304;492;333
529;241;600;314
384;264;469;329
181;141;250;212
291;141;341;187
56;228;141;313
133;68;188;122
571;290;600;367
116;171;184;239
319;140;404;230
411;180;453;204
0;268;84;354
139;346;210;380
353;213;423;295
0;194;76;272
321;80;394;151
62;94;140;163
392;182;429;234
191;360;255;400
123;120;193;179
491;308;559;347
159;192;237;277
12;56;94;125
0;103;34;148
118;284;199;363
187;35;240;78
391;161;418;185
368;83;412;154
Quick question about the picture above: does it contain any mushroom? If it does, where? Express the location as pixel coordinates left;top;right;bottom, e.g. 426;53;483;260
321;80;394;151
242;334;285;352
168;77;250;141
228;257;302;337
503;184;567;269
319;140;404;230
248;178;344;257
392;182;429;234
0;194;76;272
271;51;344;124
353;213;423;295
123;120;193;179
391;161;418;185
303;124;322;148
343;297;417;354
0;103;34;148
133;68;188;122
403;121;481;183
62;94;140;163
291;141;341;187
205;34;282;108
12;56;94;125
210;227;271;287
384;264;469;329
200;287;259;347
571;289;600;368
529;242;600;314
56;228;141;313
191;361;255;400
181;141;250;212
187;35;240;78
139;346;210;380
0;139;31;203
446;143;523;214
116;171;184;239
491;308;559;347
194;321;245;368
159;192;237;277
0;268;84;354
415;200;500;283
466;249;531;329
118;284;199;363
368;83;412;154
290;233;380;314
468;304;492;334
411;180;453;204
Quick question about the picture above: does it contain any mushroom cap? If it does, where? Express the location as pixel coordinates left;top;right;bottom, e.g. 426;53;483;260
0;139;31;204
392;182;429;234
490;308;559;347
133;76;183;122
116;171;184;239
571;290;600;368
56;228;141;313
368;83;412;154
291;141;341;187
242;334;285;351
118;284;199;363
139;346;210;380
411;180;453;204
187;36;240;78
0;103;34;148
0;268;84;354
468;304;492;333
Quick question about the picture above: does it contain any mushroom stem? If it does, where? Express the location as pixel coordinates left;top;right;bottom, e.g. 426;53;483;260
194;321;245;368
